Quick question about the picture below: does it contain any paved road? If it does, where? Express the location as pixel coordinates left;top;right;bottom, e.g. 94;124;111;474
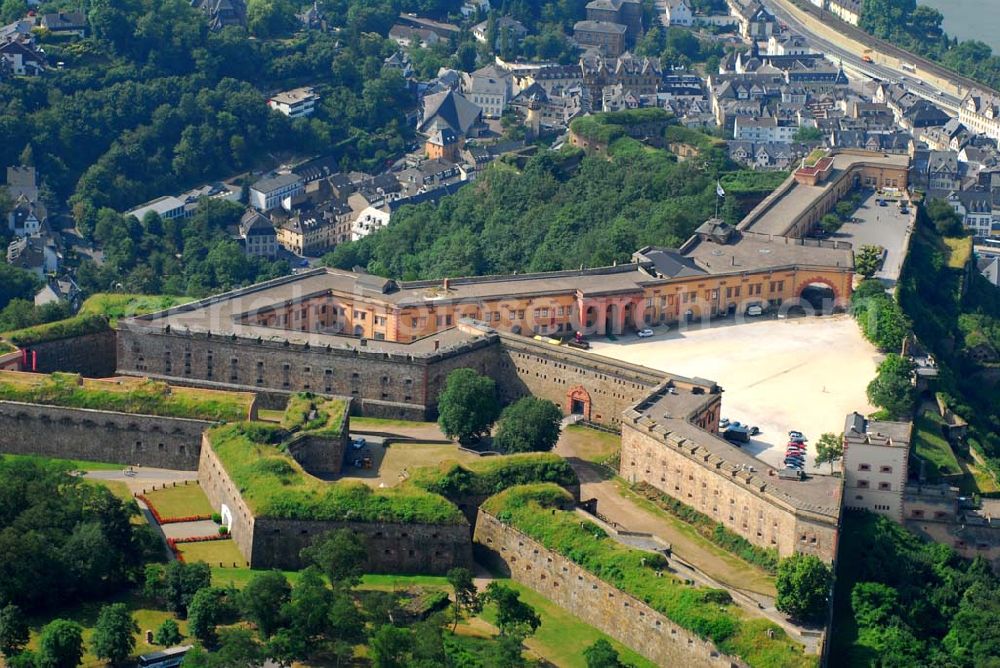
85;467;198;488
761;0;963;110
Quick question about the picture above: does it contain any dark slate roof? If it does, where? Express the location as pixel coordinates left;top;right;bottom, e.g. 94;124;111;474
632;246;706;278
419;89;482;136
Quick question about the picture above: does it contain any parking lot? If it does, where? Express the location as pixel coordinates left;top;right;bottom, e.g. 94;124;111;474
825;191;914;286
590;315;882;471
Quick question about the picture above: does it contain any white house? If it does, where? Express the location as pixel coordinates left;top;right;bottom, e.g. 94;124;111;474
461;64;513;119
250;173;304;212
733;116;799;143
125;195;189;222
960;89;1000;143
843;412;912;522
460;0;490;17
664;0;692;27
268;87;319;119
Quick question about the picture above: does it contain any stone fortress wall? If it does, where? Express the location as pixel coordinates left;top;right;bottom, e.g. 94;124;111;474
473;509;747;668
0;400;212;470
196;433;472;572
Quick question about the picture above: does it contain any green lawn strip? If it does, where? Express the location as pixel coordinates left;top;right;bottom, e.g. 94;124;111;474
257;409;285;423
0;453;121;470
0;371;253;422
177;539;248;568
351;416;439;429
143;484;214;518
79;293;194;326
913;410;961;479
358;574;452;590
483;484;813;668
617;480;779;584
409;452;578;499
208;423;465;525
26;592;190;667
478;579;657;668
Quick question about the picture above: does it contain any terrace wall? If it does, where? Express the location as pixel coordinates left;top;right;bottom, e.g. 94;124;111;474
197;434;472;572
0;400;210;469
22;330;118;378
473;509;746;667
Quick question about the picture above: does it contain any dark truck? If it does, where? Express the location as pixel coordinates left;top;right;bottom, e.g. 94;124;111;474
722;425;751;444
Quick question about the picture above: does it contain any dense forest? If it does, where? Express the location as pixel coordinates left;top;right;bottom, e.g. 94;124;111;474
832;510;1000;666
323;124;780;279
858;0;1000;90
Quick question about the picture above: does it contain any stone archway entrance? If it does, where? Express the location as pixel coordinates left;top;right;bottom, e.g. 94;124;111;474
797;277;841;313
566;386;592;420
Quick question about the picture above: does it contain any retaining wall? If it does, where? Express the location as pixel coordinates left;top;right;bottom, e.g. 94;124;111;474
473;510;746;667
0;400;211;469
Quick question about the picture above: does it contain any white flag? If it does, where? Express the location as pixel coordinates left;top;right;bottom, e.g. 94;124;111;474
716;181;725;197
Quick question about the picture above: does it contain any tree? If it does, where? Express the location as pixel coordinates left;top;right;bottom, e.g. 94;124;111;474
850;581;899;628
240;571;290;639
188;588;236;645
0;264;40;312
282;566;331;640
855;244;884;279
35;619;84;668
583;639;624;667
820;213;842;234
835;201;856;221
793;126;824;142
493;397;563;454
867;354;917;419
814;432;844;474
91;603;138;665
369;625;412;668
775;554;832;622
153;619;183;647
246;0;296;38
144;561;212;617
437;368;500;445
482;583;541;638
446;567;481;630
0;604;29;658
300;529;366;587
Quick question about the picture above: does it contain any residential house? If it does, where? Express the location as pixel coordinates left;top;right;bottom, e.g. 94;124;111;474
389;24;440;48
425;126;461;161
191;0;246;30
828;0;862;26
509;83;584;133
462;64;513;119
664;0;693;26
471;16;527;48
767;34;810;56
943;190;994;238
979;254;1000;286
926;151;961;191
733;116;799;143
461;0;490;18
34;277;80;310
0;39;45;76
40;11;86;37
276;216;336;256
7;198;43;237
250;173;304;212
268;87;319;118
395;14;460;40
900;99;951;132
5;166;38;202
239;210;278;258
6;235;58;277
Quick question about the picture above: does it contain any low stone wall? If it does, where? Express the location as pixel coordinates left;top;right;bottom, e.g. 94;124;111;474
24;330;118;378
473;510;746;668
198;434;472;572
0;400;211;469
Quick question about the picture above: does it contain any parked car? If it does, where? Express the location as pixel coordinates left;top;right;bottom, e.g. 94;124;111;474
720;418;730;428
749;426;760;436
351;437;367;450
637;328;654;338
789;434;807;444
788;430;803;438
746;304;764;317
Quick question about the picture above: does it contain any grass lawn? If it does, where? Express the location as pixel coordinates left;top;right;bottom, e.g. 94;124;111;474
351;416;439;430
177;539;248;568
358;574;451;590
477;579;656;668
955;453;1000;495
1;453;122;471
559;424;621;464
143;483;214;519
943;236;973;270
913;410;961;480
257;408;285;422
354;442;483;488
26;592;189;667
613;480;777;597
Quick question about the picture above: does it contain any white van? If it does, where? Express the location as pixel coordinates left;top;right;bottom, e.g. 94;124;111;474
746;304;764;317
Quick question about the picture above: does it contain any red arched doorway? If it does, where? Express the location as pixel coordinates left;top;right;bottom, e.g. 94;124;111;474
566;386;592;420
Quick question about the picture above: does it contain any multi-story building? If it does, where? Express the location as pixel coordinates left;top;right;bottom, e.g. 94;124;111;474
960;89;1000;143
585;0;642;44
250;174;305;212
573;20;628;57
827;0;861;25
664;0;693;27
125;195;190;222
733;116;800;143
943;190;994;238
277;215;335;256
843;412;911;522
268;87;319;119
239;211;278;259
461;65;513;119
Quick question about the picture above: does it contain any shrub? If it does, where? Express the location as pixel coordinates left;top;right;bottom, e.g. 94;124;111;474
218;526;229;536
211;512;222;524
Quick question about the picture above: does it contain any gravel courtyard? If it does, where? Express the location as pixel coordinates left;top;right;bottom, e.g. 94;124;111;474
589;315;882;471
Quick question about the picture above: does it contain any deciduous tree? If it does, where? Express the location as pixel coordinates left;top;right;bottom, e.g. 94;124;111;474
775;554;831;622
91;603;138;665
493;397;563;454
437;368;500;445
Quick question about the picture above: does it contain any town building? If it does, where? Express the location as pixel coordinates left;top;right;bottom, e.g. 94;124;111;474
960;89;1000;143
250;173;305;213
238;210;278;258
663;0;693;27
471;16;527;48
842;412;911;521
125;195;190;223
827;0;861;25
0;38;45;76
461;64;513;119
573;21;628;57
40;11;86;37
268;87;319;119
191;0;246;31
